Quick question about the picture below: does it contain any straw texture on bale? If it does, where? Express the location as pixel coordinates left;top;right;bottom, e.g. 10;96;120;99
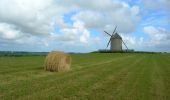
44;51;71;72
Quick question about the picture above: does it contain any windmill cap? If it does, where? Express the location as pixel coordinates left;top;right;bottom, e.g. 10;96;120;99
112;33;122;39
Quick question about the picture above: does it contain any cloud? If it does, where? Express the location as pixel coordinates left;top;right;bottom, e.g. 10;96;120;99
121;34;144;50
50;21;92;45
0;0;140;35
143;26;170;50
0;23;23;40
0;0;57;35
71;2;140;33
143;26;170;41
0;0;141;51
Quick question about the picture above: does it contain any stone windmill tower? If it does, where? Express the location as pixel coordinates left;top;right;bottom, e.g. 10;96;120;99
104;26;128;51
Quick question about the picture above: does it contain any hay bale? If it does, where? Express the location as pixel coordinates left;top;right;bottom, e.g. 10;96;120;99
44;51;71;72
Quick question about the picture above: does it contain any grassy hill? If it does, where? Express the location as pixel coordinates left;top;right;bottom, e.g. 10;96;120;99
0;53;169;100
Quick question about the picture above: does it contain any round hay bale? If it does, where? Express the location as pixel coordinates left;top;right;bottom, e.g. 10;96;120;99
44;51;71;72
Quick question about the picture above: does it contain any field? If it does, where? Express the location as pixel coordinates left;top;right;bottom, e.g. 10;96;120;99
0;53;170;100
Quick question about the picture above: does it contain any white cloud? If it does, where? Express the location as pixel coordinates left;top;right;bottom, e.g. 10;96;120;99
0;0;71;36
143;26;170;50
0;0;141;51
0;23;23;40
71;1;140;33
143;26;170;41
121;34;144;49
50;21;91;44
72;11;105;29
80;30;90;44
0;0;140;36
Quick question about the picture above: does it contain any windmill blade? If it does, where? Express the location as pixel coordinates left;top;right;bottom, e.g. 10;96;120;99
122;40;128;50
106;38;111;48
112;26;117;36
104;31;112;36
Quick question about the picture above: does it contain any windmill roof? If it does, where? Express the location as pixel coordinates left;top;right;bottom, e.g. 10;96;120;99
112;33;122;39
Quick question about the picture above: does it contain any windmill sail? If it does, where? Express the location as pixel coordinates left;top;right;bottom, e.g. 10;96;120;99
104;26;129;51
122;40;128;50
106;38;111;48
112;26;117;35
104;26;117;49
104;31;112;36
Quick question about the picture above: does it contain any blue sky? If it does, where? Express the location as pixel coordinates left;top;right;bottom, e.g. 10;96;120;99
0;0;169;52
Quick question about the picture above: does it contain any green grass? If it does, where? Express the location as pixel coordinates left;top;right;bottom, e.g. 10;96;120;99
0;53;170;100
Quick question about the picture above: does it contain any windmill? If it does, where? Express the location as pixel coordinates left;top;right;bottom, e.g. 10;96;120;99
104;26;128;51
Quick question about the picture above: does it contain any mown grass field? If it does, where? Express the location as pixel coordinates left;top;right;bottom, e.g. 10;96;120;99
0;53;170;100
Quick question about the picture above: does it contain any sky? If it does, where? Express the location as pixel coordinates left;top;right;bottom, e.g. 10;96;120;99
0;0;169;52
